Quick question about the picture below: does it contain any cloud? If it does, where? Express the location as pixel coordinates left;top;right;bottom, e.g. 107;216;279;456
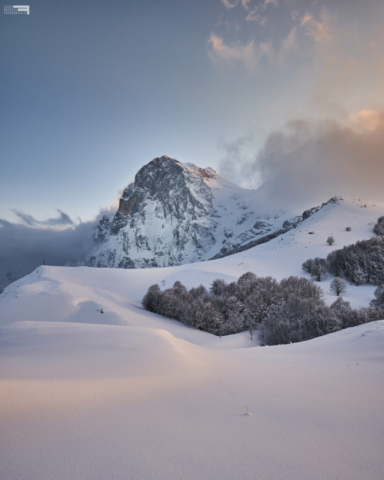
300;9;332;44
12;209;75;228
219;133;261;189
0;204;117;292
277;27;300;63
246;8;267;25
208;34;273;70
223;0;278;12
348;110;381;133
219;109;384;212
222;0;239;9
208;24;301;69
241;0;251;10
300;8;384;116
262;0;278;9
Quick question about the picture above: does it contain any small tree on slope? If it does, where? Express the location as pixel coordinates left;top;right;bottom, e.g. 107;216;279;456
330;277;347;296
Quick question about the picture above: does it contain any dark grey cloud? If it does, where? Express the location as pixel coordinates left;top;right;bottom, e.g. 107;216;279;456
12;209;74;227
220;110;384;212
0;206;115;292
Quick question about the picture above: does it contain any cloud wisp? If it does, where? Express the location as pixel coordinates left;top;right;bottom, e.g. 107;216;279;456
300;9;332;44
208;34;273;70
222;0;240;9
12;209;75;228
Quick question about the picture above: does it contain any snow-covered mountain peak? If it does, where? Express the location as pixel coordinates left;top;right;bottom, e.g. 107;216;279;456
85;156;289;269
84;157;379;272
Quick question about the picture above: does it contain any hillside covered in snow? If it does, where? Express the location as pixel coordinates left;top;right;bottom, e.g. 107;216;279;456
1;192;384;480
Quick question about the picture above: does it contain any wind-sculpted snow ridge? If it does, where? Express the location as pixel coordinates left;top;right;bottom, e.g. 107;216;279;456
84;155;304;269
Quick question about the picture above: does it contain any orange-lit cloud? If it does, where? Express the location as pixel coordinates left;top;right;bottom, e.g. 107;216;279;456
348;110;382;133
300;9;332;43
263;0;278;9
221;0;239;9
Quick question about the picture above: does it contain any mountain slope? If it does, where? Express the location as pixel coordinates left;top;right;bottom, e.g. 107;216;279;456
84;155;299;269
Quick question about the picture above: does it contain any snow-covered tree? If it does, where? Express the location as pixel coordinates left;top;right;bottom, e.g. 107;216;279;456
311;264;328;282
373;216;384;236
353;266;368;286
330;277;347;296
224;296;244;334
302;258;314;274
330;297;352;328
327;236;335;246
237;272;257;300
142;284;161;312
209;278;227;297
370;285;384;310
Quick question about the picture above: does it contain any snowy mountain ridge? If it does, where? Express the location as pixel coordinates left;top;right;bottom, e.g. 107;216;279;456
84;155;331;269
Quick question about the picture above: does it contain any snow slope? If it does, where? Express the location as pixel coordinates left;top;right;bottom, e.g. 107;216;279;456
1;196;384;479
1;319;383;480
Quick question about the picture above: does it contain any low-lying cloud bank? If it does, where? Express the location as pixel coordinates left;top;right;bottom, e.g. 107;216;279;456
220;109;384;212
0;208;114;292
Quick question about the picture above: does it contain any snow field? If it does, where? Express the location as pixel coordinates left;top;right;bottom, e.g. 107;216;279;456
1;197;384;479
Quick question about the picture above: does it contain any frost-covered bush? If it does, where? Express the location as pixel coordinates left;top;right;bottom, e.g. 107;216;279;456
142;273;383;345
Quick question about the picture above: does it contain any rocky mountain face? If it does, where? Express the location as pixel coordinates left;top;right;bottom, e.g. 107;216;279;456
84;156;318;269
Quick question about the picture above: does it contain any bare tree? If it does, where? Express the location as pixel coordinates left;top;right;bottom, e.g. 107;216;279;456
327;236;335;246
330;277;347;296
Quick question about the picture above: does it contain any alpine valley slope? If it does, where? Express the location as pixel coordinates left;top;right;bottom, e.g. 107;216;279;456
1;196;384;479
84;155;303;269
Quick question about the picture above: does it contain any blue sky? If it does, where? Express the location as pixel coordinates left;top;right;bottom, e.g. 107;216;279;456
1;0;384;224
